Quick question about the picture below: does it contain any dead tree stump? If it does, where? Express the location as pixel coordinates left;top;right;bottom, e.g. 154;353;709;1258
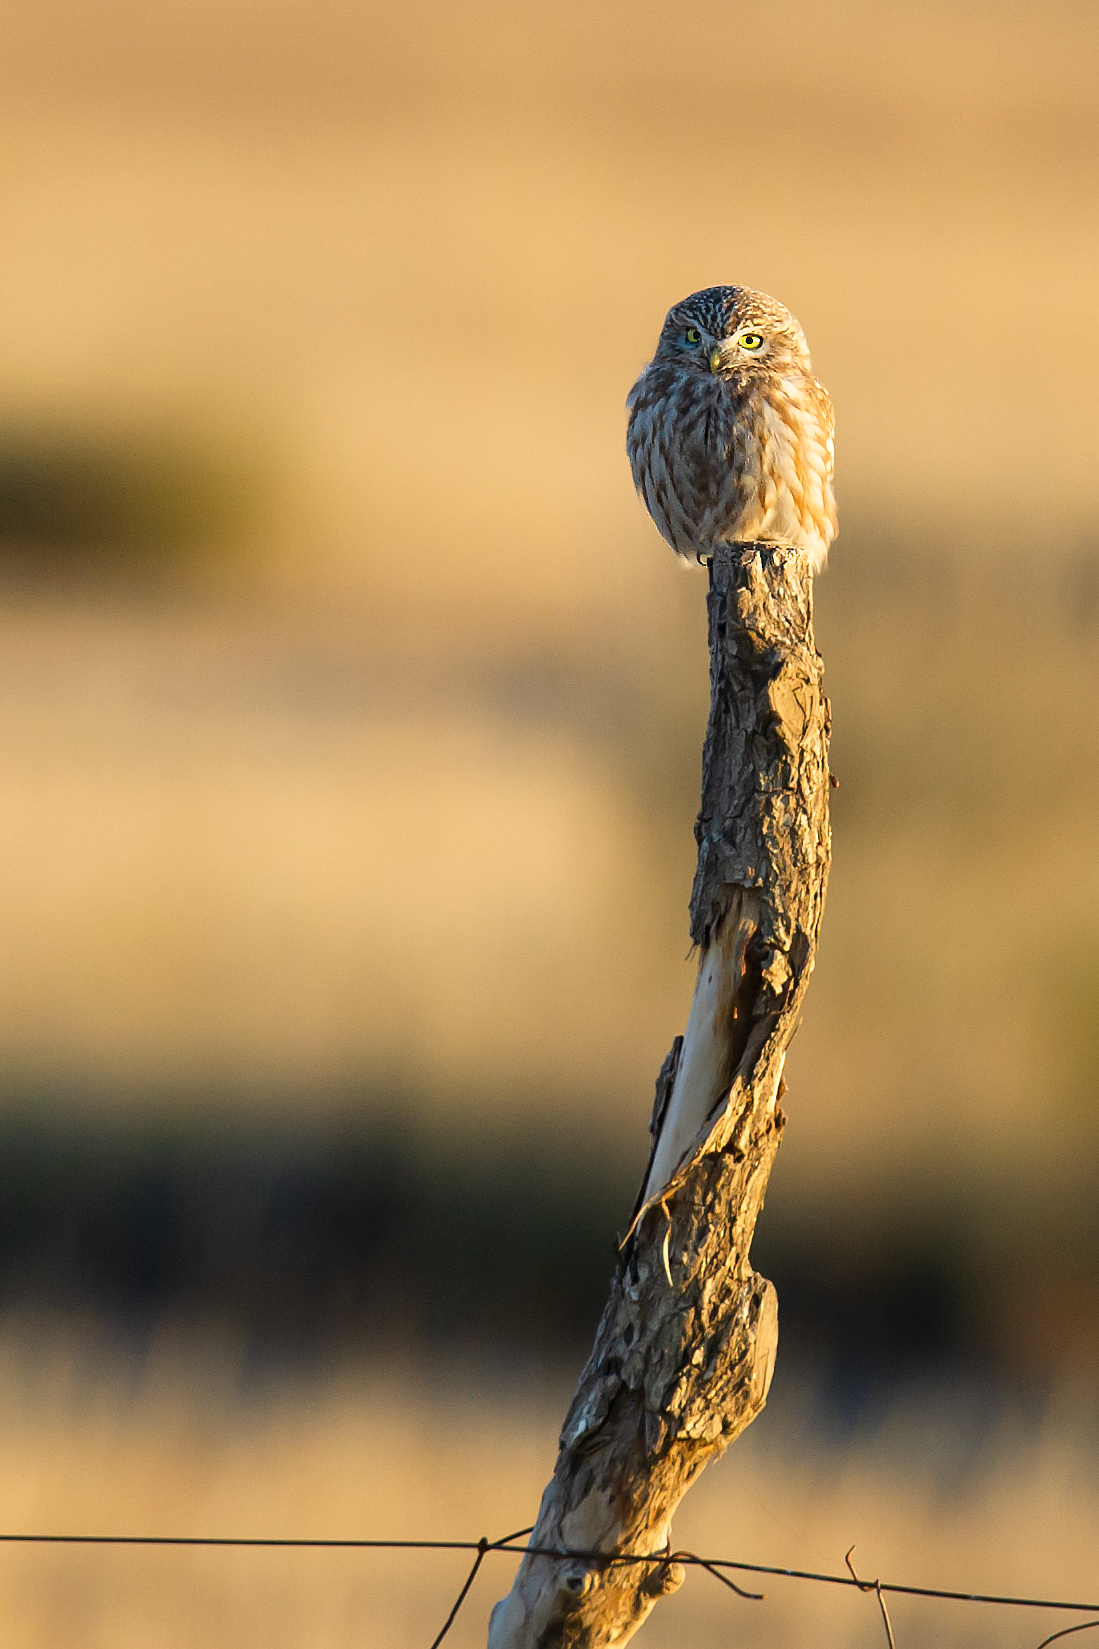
488;543;831;1648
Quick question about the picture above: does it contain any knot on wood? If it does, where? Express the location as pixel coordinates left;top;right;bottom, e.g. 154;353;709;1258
558;1563;595;1606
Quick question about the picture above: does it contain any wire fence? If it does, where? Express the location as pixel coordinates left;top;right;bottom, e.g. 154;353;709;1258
2;1527;1098;1649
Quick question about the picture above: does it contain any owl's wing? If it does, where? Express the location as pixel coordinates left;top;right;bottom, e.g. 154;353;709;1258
819;383;836;485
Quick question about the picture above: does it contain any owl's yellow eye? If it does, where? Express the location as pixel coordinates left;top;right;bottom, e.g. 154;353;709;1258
738;332;764;351
685;327;701;344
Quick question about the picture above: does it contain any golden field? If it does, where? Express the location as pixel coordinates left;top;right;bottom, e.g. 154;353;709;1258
0;0;1096;1642
0;0;1094;1144
0;1323;1096;1649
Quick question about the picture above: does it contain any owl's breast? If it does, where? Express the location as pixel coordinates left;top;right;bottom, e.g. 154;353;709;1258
685;376;836;568
666;383;753;521
627;368;776;560
627;368;734;557
680;385;762;539
677;381;745;467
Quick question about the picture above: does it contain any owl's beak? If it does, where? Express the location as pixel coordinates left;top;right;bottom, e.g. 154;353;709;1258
708;346;726;374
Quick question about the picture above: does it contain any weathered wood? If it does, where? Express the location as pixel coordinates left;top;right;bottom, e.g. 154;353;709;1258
488;543;830;1649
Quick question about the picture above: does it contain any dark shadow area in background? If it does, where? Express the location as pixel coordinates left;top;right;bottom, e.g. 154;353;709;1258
0;1101;1094;1414
0;425;268;568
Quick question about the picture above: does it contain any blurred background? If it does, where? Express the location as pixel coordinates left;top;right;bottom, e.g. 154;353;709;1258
0;0;1097;1642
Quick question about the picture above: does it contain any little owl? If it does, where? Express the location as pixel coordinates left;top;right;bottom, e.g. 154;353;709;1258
626;286;836;572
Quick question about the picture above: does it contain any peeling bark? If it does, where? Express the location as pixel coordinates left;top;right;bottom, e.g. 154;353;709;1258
488;544;830;1649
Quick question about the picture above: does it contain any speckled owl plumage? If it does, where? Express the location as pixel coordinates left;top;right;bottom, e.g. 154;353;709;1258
626;285;836;573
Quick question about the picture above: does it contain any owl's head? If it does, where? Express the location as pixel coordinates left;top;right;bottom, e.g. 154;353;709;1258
653;285;812;379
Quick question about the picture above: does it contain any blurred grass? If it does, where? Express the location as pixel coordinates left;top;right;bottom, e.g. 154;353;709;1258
1;519;1097;1155
0;5;1095;1635
0;516;1098;1382
0;1326;1094;1647
0;1084;1094;1390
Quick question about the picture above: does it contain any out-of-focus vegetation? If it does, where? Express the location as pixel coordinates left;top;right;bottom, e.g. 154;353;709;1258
0;1331;1096;1648
2;519;1098;1385
0;425;265;566
0;0;1097;1632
